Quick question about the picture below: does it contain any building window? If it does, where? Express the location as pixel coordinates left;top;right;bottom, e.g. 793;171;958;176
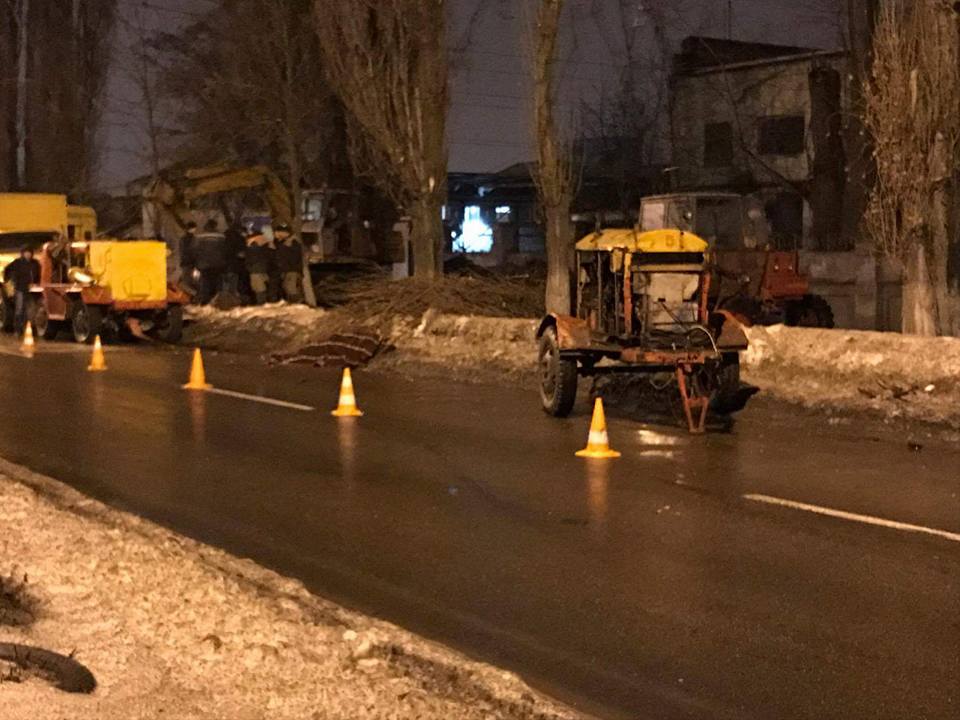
703;122;733;167
495;205;512;224
765;192;804;248
758;115;805;156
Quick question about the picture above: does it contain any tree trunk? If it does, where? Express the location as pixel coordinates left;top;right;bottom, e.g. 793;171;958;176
931;182;952;336
410;194;443;280
544;201;572;314
902;244;937;336
287;154;317;308
15;0;29;189
842;0;880;250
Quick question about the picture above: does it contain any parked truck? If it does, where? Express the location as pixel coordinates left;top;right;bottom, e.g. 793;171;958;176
0;193;187;343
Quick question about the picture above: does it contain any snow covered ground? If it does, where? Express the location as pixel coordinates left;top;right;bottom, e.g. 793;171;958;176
0;459;579;720
185;304;960;428
742;324;960;427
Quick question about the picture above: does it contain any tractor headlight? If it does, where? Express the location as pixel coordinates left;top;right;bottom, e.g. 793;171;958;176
68;268;94;284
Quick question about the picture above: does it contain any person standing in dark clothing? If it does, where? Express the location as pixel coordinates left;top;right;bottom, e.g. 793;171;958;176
194;219;228;304
273;223;304;303
223;223;246;296
3;247;41;334
179;221;198;279
244;227;274;305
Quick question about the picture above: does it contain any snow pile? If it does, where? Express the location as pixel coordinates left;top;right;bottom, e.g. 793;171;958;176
742;325;960;426
0;460;579;720
374;311;538;383
185;303;331;353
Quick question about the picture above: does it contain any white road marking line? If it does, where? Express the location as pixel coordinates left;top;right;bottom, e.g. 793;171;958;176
0;347;29;358
743;493;960;544
206;387;315;412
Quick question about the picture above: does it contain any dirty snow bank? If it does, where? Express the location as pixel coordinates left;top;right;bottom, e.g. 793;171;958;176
742;325;960;426
185;304;538;382
0;459;579;720
185;303;332;353
185;304;960;425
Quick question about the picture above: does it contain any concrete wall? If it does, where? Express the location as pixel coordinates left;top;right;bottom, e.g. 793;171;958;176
800;251;903;331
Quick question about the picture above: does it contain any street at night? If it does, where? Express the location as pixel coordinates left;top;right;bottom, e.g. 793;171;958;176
3;0;960;717
0;337;956;719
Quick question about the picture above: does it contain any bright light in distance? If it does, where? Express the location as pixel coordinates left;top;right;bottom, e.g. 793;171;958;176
455;205;493;253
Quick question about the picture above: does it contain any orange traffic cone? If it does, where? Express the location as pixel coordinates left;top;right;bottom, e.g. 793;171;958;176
576;398;621;459
87;335;107;372
331;367;363;417
21;322;35;356
182;348;212;390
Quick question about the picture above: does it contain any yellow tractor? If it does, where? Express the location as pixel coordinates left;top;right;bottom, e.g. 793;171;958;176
537;228;749;433
0;193;188;343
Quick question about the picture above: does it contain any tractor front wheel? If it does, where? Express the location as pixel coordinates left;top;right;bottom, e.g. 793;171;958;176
33;306;63;341
72;303;105;344
538;326;578;417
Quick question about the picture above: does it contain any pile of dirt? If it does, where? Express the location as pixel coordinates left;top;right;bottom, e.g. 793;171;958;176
317;275;545;321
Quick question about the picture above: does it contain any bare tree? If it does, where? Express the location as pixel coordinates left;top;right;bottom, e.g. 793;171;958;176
579;0;671;218
158;0;336;304
863;0;959;335
315;0;449;280
841;0;881;248
531;0;577;314
0;0;117;194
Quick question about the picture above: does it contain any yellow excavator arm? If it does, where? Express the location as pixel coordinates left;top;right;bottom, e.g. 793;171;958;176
145;164;293;228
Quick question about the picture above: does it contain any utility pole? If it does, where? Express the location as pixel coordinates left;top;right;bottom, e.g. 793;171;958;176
15;0;29;189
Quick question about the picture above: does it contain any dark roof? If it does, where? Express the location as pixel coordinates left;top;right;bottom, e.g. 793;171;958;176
675;36;819;74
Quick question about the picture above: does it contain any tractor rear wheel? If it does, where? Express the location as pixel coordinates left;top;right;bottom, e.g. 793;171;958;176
72;303;105;344
538;326;578;417
786;294;835;328
152;305;183;343
710;353;741;414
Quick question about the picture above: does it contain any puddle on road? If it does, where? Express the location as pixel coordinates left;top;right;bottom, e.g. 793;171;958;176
337;418;358;483
585;460;609;531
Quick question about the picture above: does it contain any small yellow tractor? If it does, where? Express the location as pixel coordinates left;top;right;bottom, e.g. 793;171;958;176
537;228;749;433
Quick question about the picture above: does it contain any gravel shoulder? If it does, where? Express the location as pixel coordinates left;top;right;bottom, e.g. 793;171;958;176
0;457;581;720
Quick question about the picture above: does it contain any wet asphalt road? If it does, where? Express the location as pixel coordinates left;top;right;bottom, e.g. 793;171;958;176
0;338;958;719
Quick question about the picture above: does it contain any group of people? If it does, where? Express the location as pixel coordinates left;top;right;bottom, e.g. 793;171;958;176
179;219;305;306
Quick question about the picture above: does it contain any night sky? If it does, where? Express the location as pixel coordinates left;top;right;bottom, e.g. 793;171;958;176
96;0;842;193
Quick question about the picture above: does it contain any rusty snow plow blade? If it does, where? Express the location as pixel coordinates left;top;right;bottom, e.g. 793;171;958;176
125;316;152;341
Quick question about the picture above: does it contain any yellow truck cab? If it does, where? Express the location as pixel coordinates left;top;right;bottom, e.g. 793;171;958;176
0;192;187;342
0;193;68;331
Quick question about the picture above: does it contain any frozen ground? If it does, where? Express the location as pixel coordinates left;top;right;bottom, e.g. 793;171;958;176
0;459;579;720
185;304;960;428
741;324;960;428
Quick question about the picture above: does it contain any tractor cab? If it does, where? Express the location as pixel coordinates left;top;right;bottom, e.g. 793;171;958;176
639;192;833;327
